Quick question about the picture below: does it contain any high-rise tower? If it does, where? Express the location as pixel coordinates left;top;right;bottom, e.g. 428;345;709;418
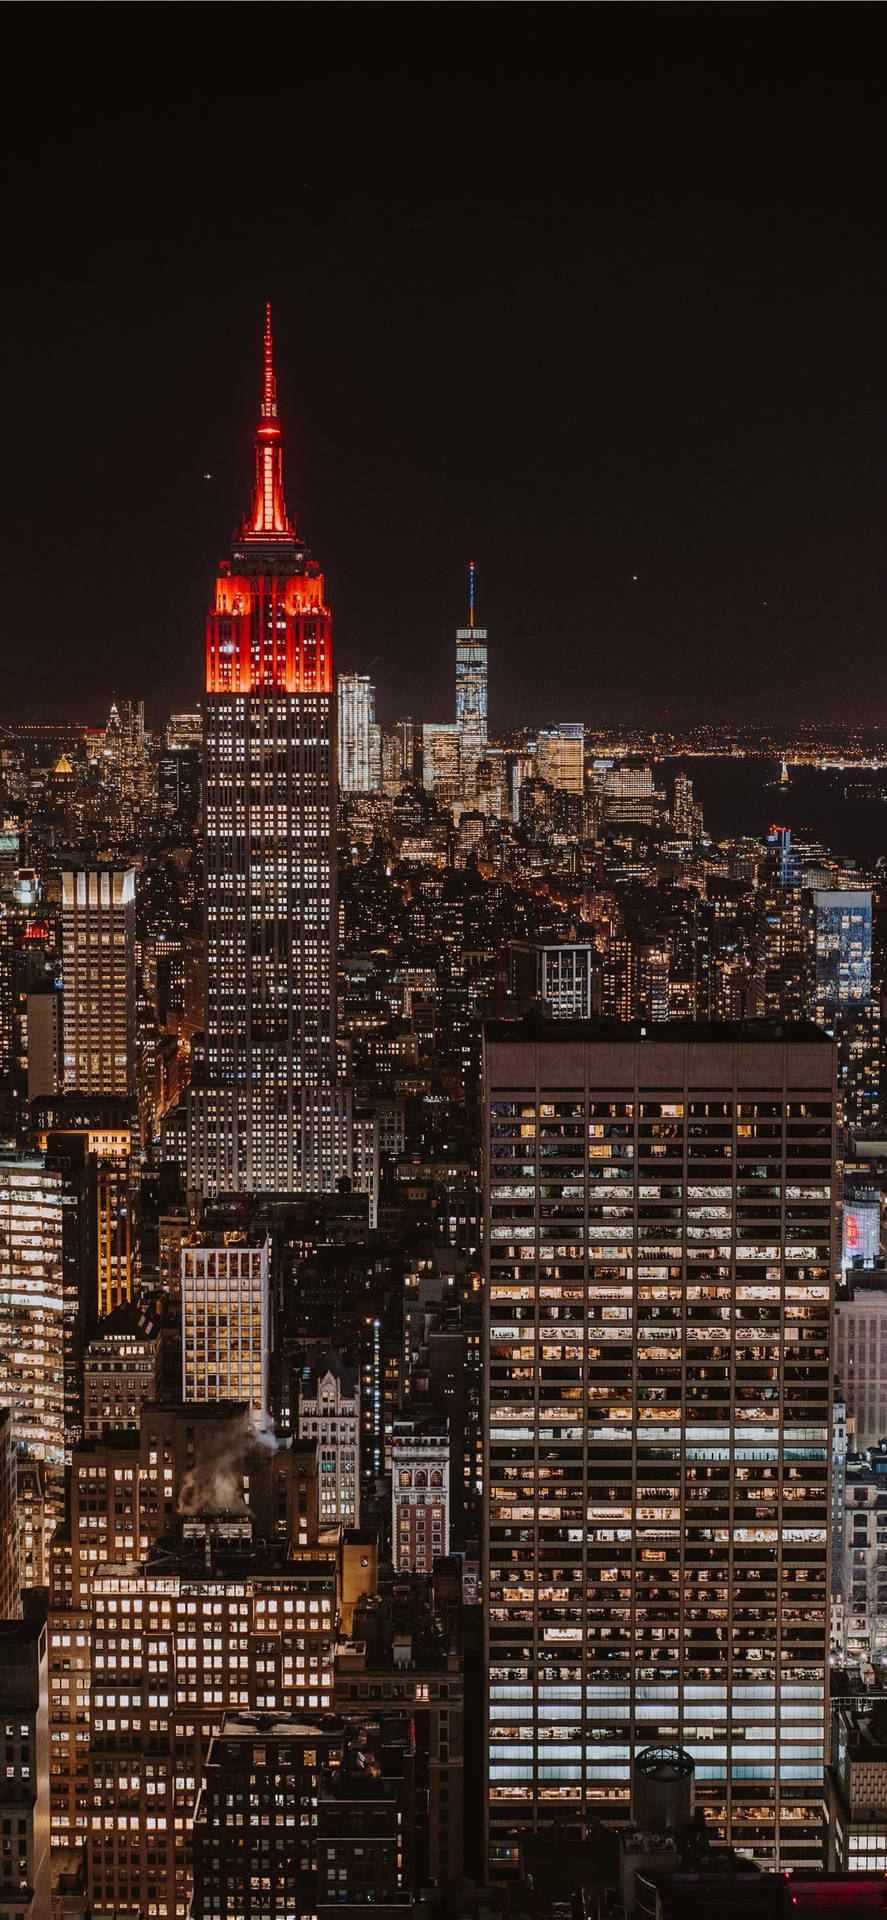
189;308;365;1198
456;560;488;799
483;1018;835;1876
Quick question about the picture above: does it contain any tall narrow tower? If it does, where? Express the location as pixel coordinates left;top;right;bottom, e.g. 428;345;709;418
189;308;354;1195
456;559;488;800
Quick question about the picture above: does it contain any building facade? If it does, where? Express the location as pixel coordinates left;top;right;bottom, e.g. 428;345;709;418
188;308;361;1200
483;1019;835;1875
455;565;488;802
83;1303;162;1439
535;725;584;796
0;1613;50;1920
298;1355;361;1530
509;942;598;1019
392;1413;450;1575
338;674;381;793
0;1145;95;1565
61;868;136;1096
181;1230;270;1422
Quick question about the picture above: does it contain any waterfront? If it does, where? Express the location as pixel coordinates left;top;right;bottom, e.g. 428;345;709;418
658;756;887;866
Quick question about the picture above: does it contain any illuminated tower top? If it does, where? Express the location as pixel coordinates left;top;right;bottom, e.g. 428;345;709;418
242;303;294;543
206;307;332;695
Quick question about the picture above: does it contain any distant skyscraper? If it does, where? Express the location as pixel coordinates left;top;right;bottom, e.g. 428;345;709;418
813;889;872;1018
0;1141;95;1565
189;308;369;1199
338;673;381;792
422;722;461;802
768;823;802;888
483;1019;835;1876
456;561;488;799
536;723;584;795
61;868;136;1095
813;887;879;1127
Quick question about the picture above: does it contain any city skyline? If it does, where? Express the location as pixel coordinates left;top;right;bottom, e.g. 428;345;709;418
2;19;887;728
6;14;887;1915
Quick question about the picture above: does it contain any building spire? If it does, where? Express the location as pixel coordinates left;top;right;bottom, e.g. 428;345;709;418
242;303;294;540
469;559;475;630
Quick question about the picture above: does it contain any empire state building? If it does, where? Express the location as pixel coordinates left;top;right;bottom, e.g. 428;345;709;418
189;309;372;1202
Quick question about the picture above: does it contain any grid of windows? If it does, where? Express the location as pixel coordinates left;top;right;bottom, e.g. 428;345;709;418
483;1031;835;1875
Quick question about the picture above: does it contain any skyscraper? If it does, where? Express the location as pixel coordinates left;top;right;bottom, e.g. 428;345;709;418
181;1227;271;1421
813;888;879;1127
535;724;584;795
189;308;367;1198
338;674;381;792
422;723;461;803
0;1141;96;1568
483;1018;835;1875
456;561;488;799
61;868;136;1095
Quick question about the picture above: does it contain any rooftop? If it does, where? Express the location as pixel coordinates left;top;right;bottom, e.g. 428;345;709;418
483;1012;832;1046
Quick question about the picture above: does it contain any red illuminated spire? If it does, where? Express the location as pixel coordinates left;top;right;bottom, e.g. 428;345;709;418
242;303;294;540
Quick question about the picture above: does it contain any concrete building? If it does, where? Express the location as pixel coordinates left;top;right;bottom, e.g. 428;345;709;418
47;1401;323;1864
82;1304;162;1439
836;1275;887;1452
826;1694;887;1873
192;1712;416;1920
31;1093;136;1320
0;1409;19;1621
338;674;382;793
298;1353;361;1530
61;868;136;1096
0;1144;95;1568
0;1610;50;1920
483;1018;836;1874
832;1443;887;1666
181;1228;270;1422
422;724;461;806
535;725;584;796
509;941;598;1019
392;1412;450;1575
25;989;61;1101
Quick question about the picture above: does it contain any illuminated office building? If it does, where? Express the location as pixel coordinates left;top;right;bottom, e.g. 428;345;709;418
48;1402;326;1864
422;723;461;804
813;888;879;1127
535;724;584;796
338;674;381;792
483;1020;835;1875
509;942;598;1019
0;1408;19;1620
61;868;136;1097
32;1094;136;1319
181;1228;270;1422
83;1303;162;1438
188;308;372;1201
392;1412;449;1574
0;1143;95;1572
456;562;488;799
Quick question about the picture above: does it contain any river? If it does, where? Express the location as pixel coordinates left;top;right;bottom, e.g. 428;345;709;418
657;757;887;868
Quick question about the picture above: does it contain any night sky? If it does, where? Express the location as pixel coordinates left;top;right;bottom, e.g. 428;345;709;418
1;15;885;730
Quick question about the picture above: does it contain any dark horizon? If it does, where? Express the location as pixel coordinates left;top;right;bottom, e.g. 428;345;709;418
2;16;886;731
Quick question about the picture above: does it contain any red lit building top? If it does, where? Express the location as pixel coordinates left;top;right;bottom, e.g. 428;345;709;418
206;305;332;696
